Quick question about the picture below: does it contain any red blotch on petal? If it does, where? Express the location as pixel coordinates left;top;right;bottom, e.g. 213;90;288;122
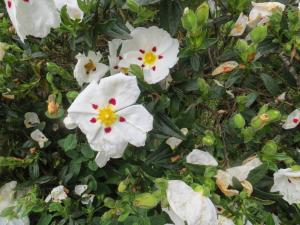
92;104;98;109
118;56;123;60
8;1;12;8
293;118;299;123
114;65;118;69
109;98;116;105
158;55;163;59
152;47;157;52
140;49;145;54
152;66;156;71
90;117;97;123
138;57;142;61
104;127;112;133
141;64;145;68
119;117;126;122
23;0;29;2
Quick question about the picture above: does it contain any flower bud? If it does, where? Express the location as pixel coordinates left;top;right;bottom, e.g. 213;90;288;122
266;109;281;122
182;8;197;32
242;127;255;143
47;101;59;114
202;130;215;146
104;197;115;208
197;78;209;96
250;25;268;43
250;115;265;130
262;140;278;155
196;2;209;26
133;193;160;209
232;113;245;129
118;181;127;193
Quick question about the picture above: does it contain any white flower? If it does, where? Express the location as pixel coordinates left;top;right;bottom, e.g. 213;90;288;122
63;115;77;130
119;26;179;84
24;112;40;128
166;128;188;150
0;181;29;225
216;157;262;196
0;42;8;61
45;185;68;203
74;185;88;196
67;73;153;168
165;180;217;225
30;129;48;148
54;0;84;21
217;215;234;225
248;2;286;28
5;0;61;42
230;13;248;37
211;61;239;76
186;149;218;166
81;194;95;205
270;168;300;205
282;109;300;130
74;51;109;87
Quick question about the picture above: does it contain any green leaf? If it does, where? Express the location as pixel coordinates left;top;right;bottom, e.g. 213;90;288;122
260;74;280;96
81;144;95;159
58;134;77;152
37;213;53;225
159;0;182;35
247;163;269;185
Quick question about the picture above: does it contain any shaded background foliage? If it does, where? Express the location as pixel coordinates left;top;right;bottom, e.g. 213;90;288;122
1;0;300;224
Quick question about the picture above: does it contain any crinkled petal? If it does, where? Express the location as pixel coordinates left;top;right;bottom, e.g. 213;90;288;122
74;185;88;196
186;149;218;166
63;115;78;130
217;215;235;225
162;208;185;225
24;112;40;128
230;13;248;36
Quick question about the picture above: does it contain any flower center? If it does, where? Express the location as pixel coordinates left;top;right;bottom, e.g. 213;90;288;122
97;105;117;127
143;52;157;66
84;59;96;75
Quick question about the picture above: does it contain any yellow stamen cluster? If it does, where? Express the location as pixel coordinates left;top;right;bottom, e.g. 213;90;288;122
97;105;117;127
143;52;157;66
84;59;96;75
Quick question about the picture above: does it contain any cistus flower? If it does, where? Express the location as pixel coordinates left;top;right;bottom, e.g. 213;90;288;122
67;73;153;168
54;0;84;21
164;180;217;225
186;149;218;166
248;2;286;28
0;181;30;225
4;0;61;42
74;51;109;87
230;13;248;37
282;109;300;130
45;185;68;203
24;112;40;128
119;26;179;84
211;61;239;76
216;156;262;197
270;168;300;205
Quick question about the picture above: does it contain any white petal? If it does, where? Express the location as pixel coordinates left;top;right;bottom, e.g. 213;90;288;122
81;194;95;205
166;137;183;150
66;0;84;20
162;208;185;225
24;112;40;128
270;168;300;205
49;185;67;202
0;181;17;212
117;105;153;132
217;215;235;225
282;109;300;130
230;13;248;37
5;0;61;42
144;63;170;84
0;217;30;225
74;185;88;196
63;115;77;130
95;151;110;168
54;0;67;10
97;73;140;111
186;149;218;166
108;39;123;74
212;61;239;76
30;129;48;148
